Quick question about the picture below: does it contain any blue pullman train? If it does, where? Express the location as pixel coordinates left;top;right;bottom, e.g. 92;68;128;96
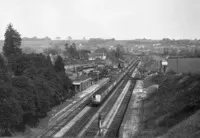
91;59;140;105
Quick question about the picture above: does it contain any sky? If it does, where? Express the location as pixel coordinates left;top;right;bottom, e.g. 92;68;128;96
0;0;200;40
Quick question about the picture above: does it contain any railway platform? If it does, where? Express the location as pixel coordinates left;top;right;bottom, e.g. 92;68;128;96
48;78;110;127
36;60;137;138
119;80;146;138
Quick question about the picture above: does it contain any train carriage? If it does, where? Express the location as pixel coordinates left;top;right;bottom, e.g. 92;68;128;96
91;59;139;106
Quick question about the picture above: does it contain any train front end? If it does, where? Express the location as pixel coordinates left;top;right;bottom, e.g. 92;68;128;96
91;94;101;106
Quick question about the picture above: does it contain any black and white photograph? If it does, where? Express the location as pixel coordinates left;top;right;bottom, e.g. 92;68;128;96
0;0;200;137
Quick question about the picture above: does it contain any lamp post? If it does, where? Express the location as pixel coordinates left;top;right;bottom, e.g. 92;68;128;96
161;60;168;74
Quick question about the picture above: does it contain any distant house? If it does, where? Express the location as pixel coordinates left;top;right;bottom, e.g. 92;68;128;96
108;45;116;50
89;53;106;60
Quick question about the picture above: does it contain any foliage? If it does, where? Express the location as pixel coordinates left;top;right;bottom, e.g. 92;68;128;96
115;44;124;58
0;83;23;135
0;24;74;136
79;49;90;60
0;53;73;135
69;43;78;59
139;73;200;137
0;55;10;84
11;76;36;114
3;24;22;58
99;68;108;78
64;42;78;59
54;56;65;73
9;54;33;76
0;54;6;70
22;47;36;54
64;42;91;60
0;97;23;134
95;48;108;53
88;71;99;81
43;46;62;56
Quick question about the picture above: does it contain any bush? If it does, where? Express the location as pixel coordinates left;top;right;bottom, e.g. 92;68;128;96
140;73;200;136
0;53;73;136
166;69;176;75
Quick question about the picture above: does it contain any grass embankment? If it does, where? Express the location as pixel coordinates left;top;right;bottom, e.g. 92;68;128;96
136;72;200;138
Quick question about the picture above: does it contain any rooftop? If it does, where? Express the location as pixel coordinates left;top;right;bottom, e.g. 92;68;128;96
89;52;106;57
72;74;92;85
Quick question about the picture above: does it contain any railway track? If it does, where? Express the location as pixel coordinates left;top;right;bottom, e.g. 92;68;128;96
105;80;136;137
38;81;114;137
39;59;138;138
59;62;139;137
79;80;136;138
63;79;128;137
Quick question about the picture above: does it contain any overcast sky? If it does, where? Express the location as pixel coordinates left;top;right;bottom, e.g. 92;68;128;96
0;0;200;40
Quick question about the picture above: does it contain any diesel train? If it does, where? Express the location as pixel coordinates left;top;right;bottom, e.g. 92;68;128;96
91;59;140;105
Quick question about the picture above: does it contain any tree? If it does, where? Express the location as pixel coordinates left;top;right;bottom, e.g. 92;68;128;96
3;24;22;58
0;56;10;85
99;68;108;78
163;48;169;56
95;48;107;53
0;51;75;135
64;42;69;50
79;50;90;60
0;54;6;70
43;46;62;56
65;43;78;59
0;97;23;135
88;71;99;82
22;47;36;54
64;42;69;57
9;54;33;76
115;44;124;59
54;56;65;73
0;83;23;135
68;36;72;41
56;37;61;40
11;76;36;115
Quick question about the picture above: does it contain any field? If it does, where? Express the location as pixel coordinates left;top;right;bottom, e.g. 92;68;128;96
0;40;66;53
167;58;200;73
0;39;146;54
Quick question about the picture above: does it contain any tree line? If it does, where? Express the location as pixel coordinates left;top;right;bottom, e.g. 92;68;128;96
0;24;73;136
162;47;200;57
43;41;91;61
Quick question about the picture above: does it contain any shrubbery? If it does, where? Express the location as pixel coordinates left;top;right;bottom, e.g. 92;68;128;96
139;73;200;137
0;53;73;136
0;24;73;136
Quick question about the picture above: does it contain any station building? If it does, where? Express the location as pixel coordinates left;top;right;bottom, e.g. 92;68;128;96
72;75;93;92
